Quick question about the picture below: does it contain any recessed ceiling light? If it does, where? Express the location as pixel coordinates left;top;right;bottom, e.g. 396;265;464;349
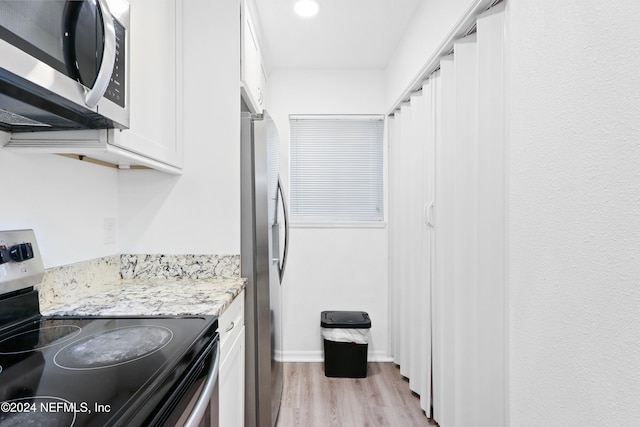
294;0;319;17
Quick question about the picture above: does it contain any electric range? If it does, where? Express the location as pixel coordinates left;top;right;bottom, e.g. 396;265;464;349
0;230;219;427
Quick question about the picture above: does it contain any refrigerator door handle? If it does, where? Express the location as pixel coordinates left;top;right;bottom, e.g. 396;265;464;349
277;176;289;283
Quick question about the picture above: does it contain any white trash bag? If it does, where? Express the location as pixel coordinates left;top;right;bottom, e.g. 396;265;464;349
321;327;370;345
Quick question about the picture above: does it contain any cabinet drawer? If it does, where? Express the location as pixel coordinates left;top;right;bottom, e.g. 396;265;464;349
219;290;244;357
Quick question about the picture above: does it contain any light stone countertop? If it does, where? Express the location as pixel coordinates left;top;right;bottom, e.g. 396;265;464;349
41;277;246;318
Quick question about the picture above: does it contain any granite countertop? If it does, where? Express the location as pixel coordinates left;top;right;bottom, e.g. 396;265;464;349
41;277;246;318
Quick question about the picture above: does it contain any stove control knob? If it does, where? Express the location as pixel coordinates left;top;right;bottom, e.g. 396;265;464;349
10;243;34;262
0;245;8;265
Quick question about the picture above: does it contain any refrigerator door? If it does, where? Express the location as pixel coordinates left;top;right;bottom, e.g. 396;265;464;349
265;115;289;283
241;111;286;427
264;113;284;427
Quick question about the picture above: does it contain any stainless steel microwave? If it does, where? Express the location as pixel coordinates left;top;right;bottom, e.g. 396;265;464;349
0;0;129;132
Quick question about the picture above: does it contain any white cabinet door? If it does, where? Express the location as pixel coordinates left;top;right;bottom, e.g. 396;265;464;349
111;0;183;169
242;6;259;105
241;0;267;113
220;326;245;427
219;291;245;427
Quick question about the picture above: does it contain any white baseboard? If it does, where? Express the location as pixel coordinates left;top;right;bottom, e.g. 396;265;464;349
282;351;323;362
369;353;394;362
281;350;393;363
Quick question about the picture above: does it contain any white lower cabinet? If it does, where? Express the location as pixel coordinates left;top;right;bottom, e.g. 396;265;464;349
220;327;245;427
219;291;245;427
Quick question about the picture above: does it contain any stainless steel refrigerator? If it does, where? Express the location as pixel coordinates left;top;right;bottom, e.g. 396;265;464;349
241;110;289;427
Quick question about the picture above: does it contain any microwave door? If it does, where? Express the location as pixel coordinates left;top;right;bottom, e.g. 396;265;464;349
0;0;116;103
0;0;128;131
0;0;115;107
0;1;99;113
0;1;74;78
66;0;127;126
64;0;117;109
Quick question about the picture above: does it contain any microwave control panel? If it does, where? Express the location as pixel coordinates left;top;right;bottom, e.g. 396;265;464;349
105;18;126;108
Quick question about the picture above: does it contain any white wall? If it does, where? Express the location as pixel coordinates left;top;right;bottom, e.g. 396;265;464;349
267;69;389;360
506;1;640;425
1;0;241;269
384;0;479;109
0;134;118;268
118;0;241;255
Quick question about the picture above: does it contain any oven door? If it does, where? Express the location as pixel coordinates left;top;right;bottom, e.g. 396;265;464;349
149;334;220;427
0;0;129;130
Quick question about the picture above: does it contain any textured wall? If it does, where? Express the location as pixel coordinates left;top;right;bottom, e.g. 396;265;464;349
507;1;640;425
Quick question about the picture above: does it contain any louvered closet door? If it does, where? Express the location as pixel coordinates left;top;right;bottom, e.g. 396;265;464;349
435;55;457;427
398;102;412;374
407;91;424;388
390;5;506;426
432;4;507;427
475;3;506;425
418;79;435;415
388;90;433;416
452;32;480;427
433;61;454;426
402;84;434;416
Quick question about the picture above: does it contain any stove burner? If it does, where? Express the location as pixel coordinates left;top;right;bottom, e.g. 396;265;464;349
0;325;82;355
53;325;173;370
0;396;76;427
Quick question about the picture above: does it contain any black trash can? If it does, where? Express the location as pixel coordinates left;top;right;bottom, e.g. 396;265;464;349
321;311;371;378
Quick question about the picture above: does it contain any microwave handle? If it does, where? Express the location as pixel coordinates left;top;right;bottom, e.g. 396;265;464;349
84;0;117;108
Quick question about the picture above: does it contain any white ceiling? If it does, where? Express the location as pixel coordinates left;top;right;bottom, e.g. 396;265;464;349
253;0;422;70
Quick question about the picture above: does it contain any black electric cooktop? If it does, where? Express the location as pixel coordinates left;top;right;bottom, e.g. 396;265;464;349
0;295;218;427
0;229;220;426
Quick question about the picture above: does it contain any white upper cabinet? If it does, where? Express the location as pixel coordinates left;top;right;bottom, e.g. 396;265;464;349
110;0;183;170
6;0;184;174
241;0;267;113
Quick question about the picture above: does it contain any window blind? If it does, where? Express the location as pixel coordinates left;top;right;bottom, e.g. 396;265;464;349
289;115;384;222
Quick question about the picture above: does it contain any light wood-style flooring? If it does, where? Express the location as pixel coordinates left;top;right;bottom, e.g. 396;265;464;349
277;362;438;427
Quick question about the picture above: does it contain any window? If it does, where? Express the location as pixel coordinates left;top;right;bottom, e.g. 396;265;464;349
289;115;384;223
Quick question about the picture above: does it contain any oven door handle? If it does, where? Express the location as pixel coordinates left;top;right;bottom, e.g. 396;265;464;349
184;341;220;427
